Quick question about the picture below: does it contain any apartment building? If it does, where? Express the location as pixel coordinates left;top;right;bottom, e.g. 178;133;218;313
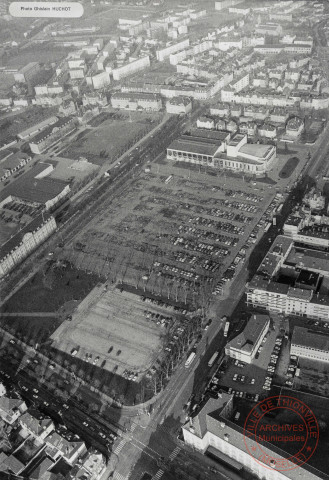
111;92;162;111
255;24;283;36
183;394;322;480
0;397;27;425
156;38;190;62
112;56;150;81
215;0;244;11
0;214;57;278
246;236;329;320
29;116;77;154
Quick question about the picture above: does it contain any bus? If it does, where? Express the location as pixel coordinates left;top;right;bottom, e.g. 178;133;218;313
165;175;173;184
223;321;230;337
276;203;283;214
185;351;196;368
208;351;219;367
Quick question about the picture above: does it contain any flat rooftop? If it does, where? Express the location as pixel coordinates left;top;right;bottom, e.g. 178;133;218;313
285;247;329;275
190;128;230;142
239;143;274;159
168;136;221;156
292;326;329;352
0;163;69;206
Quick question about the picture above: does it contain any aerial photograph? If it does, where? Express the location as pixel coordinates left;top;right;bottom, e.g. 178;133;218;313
0;0;329;479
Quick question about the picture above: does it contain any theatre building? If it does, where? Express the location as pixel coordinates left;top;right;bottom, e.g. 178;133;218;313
167;133;276;176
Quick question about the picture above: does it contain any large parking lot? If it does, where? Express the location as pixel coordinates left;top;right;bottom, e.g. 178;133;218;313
50;284;200;384
61;160;279;309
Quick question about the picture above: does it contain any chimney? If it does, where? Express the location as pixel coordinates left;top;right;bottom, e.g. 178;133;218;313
224;433;229;442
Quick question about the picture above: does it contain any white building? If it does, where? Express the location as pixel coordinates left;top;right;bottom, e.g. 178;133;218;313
111;92;162;111
285;117;304;138
0;214;57;278
86;71;111;90
197;116;216;130
112;56;150;81
225;314;270;364
156;39;190;62
166;96;192;114
183;394;322;480
167;133;276;176
215;0;245;10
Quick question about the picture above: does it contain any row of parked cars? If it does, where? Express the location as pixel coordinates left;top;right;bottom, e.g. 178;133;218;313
211;185;262;204
285;356;298;387
143;309;173;327
178;225;238;247
263;335;284;390
141;295;188;315
190;216;245;235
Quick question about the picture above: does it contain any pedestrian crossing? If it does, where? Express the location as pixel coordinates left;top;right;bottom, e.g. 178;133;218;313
114;439;126;455
130;422;138;432
152;469;164;480
169;446;181;461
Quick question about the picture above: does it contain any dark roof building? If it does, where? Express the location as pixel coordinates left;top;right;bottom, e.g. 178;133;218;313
225;314;270;363
0;162;70;209
291;326;329;363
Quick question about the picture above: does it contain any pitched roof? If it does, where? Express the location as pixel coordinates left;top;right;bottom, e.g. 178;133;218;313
0;213;54;260
45;431;85;459
29;457;54;480
292;326;329;352
226;314;270;354
0;162;69;205
20;412;53;436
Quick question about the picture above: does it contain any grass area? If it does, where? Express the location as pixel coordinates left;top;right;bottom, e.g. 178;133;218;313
0;315;61;345
62;118;151;165
2;44;70;68
279;156;299;179
1;260;102;314
0;73;15;94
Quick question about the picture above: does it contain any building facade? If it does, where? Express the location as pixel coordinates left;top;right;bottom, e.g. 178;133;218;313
29;117;77;154
111;92;162;111
0;215;57;278
291;327;329;363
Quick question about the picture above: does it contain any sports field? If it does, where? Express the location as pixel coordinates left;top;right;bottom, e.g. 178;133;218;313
62;117;152;165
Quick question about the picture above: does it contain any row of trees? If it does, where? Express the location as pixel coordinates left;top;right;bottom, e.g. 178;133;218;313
148;316;203;396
